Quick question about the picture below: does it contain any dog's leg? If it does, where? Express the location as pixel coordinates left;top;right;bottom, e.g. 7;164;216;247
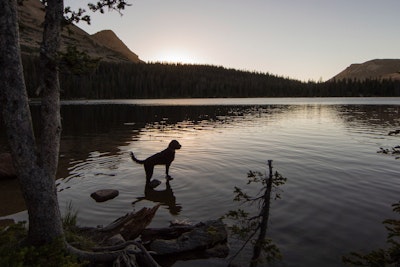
144;163;154;182
165;163;172;180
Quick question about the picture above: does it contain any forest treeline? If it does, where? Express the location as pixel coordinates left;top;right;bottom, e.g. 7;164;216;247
22;55;400;99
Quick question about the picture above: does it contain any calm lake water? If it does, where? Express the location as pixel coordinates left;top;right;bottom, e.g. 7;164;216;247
1;97;400;266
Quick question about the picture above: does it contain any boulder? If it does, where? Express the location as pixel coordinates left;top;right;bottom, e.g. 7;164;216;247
0;153;16;179
146;220;228;255
91;189;119;202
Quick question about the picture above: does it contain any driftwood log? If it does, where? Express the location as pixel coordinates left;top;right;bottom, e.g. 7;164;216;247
142;220;228;255
66;240;160;267
79;204;160;244
69;205;161;267
68;206;228;266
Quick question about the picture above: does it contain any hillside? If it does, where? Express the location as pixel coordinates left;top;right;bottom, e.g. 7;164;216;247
331;59;400;81
17;0;141;63
91;30;140;63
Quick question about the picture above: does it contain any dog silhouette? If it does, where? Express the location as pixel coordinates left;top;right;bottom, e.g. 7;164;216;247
130;140;181;182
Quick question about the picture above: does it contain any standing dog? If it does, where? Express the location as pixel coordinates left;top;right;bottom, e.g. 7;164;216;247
130;140;181;182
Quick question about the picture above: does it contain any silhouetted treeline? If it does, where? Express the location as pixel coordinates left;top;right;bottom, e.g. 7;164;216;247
22;55;400;99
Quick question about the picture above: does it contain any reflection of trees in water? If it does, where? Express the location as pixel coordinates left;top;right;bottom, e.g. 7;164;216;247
335;105;400;128
54;104;291;185
57;104;289;157
3;103;399;178
1;103;398;218
1;103;399;147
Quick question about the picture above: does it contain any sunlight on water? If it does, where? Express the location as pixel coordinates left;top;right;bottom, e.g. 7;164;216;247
1;98;400;266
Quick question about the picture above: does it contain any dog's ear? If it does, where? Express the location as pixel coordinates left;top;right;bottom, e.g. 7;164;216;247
169;140;181;149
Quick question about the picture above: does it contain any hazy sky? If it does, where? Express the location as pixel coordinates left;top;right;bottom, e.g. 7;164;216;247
65;0;399;81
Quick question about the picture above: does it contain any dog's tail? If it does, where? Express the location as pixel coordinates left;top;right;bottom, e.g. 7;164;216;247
130;152;145;164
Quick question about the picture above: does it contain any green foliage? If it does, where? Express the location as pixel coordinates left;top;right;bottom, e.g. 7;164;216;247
0;222;28;266
62;202;95;251
223;163;286;265
0;222;84;267
62;201;78;230
58;46;100;76
0;205;93;266
252;237;282;265
64;6;91;25
225;208;257;240
343;202;400;266
88;0;131;14
246;170;287;200
343;250;389;267
63;0;130;24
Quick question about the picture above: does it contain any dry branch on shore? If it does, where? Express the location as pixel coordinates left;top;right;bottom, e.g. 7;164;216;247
67;205;228;266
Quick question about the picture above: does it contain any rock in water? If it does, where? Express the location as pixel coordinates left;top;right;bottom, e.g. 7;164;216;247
91;189;119;202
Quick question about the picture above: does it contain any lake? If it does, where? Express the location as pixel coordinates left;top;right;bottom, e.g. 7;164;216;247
1;97;400;266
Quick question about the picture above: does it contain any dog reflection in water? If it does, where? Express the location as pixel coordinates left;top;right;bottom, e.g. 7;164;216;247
133;180;182;215
130;140;181;182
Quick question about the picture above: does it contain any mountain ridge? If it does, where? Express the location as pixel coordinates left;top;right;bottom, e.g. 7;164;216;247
90;30;140;63
17;0;400;83
331;59;400;81
17;0;141;63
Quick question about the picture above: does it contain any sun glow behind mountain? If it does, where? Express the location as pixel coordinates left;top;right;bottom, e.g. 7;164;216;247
155;49;199;64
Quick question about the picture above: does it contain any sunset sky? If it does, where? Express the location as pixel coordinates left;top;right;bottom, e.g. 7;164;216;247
65;0;399;81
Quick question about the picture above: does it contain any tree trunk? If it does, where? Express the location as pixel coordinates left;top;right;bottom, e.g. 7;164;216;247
0;0;64;245
39;0;63;177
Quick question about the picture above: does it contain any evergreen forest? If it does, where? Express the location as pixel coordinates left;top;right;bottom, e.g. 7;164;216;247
22;55;400;99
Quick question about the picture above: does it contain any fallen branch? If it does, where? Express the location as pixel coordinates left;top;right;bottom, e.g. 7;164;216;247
79;205;160;244
66;204;161;267
66;240;160;267
66;206;227;266
66;242;123;263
